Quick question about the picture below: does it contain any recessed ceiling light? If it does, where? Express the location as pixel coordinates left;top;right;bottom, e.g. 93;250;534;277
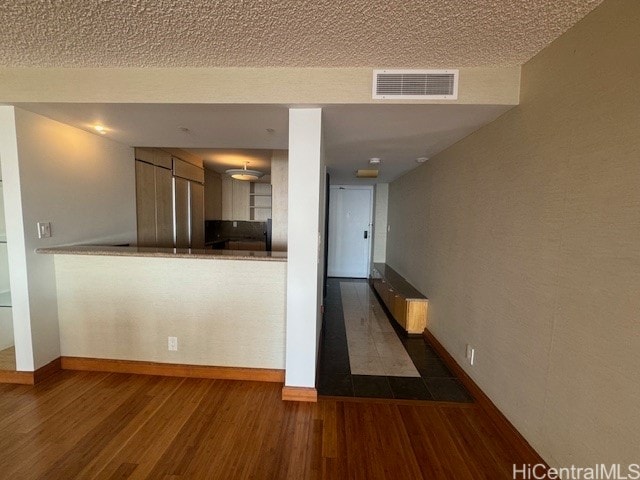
94;125;107;134
369;157;381;165
416;157;429;163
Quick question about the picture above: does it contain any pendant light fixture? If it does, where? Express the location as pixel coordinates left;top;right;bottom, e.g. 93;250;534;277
225;162;264;181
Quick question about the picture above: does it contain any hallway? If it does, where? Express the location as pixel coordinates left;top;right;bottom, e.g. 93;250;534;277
318;278;472;402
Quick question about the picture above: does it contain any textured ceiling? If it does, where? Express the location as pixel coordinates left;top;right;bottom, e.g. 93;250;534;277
0;0;602;68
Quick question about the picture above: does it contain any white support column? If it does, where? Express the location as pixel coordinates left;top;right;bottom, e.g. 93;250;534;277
284;108;323;395
0;106;35;371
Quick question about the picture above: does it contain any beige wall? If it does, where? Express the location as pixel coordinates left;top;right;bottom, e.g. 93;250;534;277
0;67;519;105
55;255;286;369
204;168;222;220
271;150;288;251
387;0;640;468
0;309;12;351
0;106;136;370
372;183;388;264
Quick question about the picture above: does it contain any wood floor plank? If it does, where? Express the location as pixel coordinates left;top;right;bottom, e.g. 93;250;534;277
1;374;152;479
34;375;171;479
0;371;109;434
343;402;425;480
143;379;238;479
75;376;190;479
0;371;541;480
438;405;505;479
401;404;477;480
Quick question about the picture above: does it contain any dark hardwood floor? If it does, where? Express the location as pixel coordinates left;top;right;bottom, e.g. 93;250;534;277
0;370;539;479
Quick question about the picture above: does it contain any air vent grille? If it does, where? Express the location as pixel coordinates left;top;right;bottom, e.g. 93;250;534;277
373;69;458;100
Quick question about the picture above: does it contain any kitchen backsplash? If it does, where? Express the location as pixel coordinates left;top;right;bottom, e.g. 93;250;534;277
205;220;267;243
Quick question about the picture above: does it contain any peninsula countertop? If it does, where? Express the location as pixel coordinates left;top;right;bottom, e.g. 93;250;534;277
36;245;288;262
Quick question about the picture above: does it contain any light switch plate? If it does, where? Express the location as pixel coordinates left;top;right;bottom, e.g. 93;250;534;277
37;222;52;239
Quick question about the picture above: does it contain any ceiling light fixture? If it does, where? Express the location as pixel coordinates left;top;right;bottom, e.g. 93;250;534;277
369;157;381;165
93;125;107;134
225;162;264;181
356;169;379;178
416;157;429;163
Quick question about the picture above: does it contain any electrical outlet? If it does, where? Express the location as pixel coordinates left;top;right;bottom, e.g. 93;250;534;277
37;222;52;239
168;336;178;351
233;221;238;227
466;344;475;366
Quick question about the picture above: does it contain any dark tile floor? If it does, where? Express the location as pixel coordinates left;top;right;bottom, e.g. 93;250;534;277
317;278;473;403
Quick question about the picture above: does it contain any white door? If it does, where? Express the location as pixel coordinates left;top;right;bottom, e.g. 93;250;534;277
328;186;373;278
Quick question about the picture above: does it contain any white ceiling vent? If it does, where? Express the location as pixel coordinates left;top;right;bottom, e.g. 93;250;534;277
373;69;459;100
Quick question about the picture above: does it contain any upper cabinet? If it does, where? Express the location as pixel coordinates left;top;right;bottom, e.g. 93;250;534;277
221;176;250;221
133;147;172;170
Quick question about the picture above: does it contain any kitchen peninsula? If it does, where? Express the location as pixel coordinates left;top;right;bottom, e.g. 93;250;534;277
37;245;287;378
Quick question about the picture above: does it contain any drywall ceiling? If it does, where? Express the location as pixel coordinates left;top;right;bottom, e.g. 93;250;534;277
0;1;602;68
324;104;510;183
12;102;511;183
11;103;289;150
191;149;273;175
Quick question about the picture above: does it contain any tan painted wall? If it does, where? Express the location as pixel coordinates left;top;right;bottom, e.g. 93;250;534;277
387;0;640;468
271;150;288;251
0;106;136;370
0;67;519;105
55;255;286;369
372;183;388;264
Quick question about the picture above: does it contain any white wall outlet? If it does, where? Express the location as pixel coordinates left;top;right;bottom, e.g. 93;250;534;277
466;344;475;366
233;221;238;227
37;222;52;239
168;336;178;351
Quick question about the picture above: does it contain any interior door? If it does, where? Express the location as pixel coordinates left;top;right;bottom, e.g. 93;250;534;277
328;186;373;278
